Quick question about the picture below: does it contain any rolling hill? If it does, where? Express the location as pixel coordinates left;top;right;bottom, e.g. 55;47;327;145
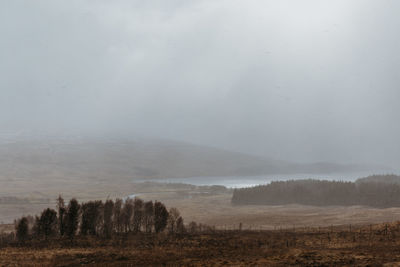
0;136;381;182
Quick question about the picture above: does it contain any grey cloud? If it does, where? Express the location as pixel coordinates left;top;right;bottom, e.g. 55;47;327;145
0;0;399;167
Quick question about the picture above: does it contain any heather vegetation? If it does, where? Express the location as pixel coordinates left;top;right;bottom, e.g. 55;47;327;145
232;179;400;208
3;221;400;265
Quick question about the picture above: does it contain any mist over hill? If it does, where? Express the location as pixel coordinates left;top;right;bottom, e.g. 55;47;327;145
0;135;385;182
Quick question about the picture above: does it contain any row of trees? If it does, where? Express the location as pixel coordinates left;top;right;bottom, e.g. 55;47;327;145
15;196;187;242
232;179;400;208
356;174;400;185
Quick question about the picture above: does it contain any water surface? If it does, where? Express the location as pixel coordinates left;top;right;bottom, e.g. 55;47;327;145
135;170;400;188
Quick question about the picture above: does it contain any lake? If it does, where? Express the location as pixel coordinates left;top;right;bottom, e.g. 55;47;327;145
135;170;400;188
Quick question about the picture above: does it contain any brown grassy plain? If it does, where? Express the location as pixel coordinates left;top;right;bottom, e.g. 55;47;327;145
3;181;400;265
2;223;400;266
3;180;400;229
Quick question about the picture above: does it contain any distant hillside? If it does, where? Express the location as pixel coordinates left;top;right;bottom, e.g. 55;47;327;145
356;174;400;184
0;137;380;182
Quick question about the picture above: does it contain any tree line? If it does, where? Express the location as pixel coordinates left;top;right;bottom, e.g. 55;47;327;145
231;179;400;208
356;174;400;185
14;196;198;243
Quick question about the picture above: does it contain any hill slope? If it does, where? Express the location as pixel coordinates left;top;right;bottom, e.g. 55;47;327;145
0;137;379;182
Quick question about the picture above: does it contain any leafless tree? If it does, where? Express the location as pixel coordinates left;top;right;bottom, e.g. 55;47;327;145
113;198;123;233
154;201;168;233
188;221;197;233
15;217;29;243
133;198;144;232
176;216;185;234
143;201;154;233
65;198;80;240
81;200;103;235
122;198;134;232
167;208;180;233
57;195;66;236
37;208;58;240
103;199;114;238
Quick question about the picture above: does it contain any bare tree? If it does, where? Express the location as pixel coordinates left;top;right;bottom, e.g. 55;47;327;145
80;202;90;235
113;198;123;233
133;198;144;232
31;216;41;237
167;208;180;233
103;199;114;238
65;198;80;240
37;208;58;240
143;201;154;233
81;201;103;236
122;198;134;232
154;201;168;233
188;221;197;233
176;216;185;234
15;217;29;243
56;195;66;236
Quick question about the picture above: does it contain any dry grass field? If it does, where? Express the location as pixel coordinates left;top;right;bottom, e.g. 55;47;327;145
4;179;400;265
2;223;400;266
3;181;400;229
3;180;400;265
164;194;400;230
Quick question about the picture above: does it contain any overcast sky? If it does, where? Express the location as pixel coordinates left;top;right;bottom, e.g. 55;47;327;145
0;0;399;167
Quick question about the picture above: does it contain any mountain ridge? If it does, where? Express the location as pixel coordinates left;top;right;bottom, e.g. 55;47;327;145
0;136;387;181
